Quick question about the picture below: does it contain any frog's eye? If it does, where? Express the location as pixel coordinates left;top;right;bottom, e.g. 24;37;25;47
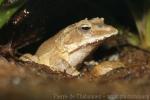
80;24;91;31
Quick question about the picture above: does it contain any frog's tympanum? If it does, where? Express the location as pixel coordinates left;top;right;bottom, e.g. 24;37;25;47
20;17;118;76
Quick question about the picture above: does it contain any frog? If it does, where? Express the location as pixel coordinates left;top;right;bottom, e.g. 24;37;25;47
20;17;118;76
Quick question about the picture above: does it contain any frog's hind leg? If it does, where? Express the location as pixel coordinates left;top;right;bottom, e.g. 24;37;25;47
90;61;125;77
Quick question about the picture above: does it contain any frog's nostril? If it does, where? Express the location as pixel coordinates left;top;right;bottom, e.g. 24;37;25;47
104;26;115;32
106;27;111;31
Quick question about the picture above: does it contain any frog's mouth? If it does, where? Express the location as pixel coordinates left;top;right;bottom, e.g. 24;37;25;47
68;31;118;54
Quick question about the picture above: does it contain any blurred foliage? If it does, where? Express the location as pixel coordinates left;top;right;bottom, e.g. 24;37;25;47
0;0;4;5
127;32;140;46
126;0;150;50
0;0;26;28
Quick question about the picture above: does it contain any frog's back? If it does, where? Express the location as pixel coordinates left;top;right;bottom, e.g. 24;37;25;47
35;37;56;56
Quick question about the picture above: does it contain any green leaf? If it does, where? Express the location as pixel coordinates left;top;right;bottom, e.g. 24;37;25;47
0;0;4;5
0;0;26;28
127;32;140;46
144;11;150;48
126;0;150;50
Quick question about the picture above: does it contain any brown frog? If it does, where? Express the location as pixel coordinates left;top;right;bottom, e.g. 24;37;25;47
20;17;118;76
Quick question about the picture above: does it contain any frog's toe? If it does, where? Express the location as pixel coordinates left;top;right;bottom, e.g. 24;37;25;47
20;54;32;61
71;70;80;76
20;53;38;62
65;68;80;76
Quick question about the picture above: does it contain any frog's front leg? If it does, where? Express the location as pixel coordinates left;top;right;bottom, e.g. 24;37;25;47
50;57;80;76
90;61;125;77
20;53;39;63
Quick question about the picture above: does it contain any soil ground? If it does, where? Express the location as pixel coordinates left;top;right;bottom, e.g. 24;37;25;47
0;46;150;99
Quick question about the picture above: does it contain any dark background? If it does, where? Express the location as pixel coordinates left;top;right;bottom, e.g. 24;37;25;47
0;0;137;53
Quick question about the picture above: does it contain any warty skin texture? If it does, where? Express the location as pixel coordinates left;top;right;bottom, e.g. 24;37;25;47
20;17;118;76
